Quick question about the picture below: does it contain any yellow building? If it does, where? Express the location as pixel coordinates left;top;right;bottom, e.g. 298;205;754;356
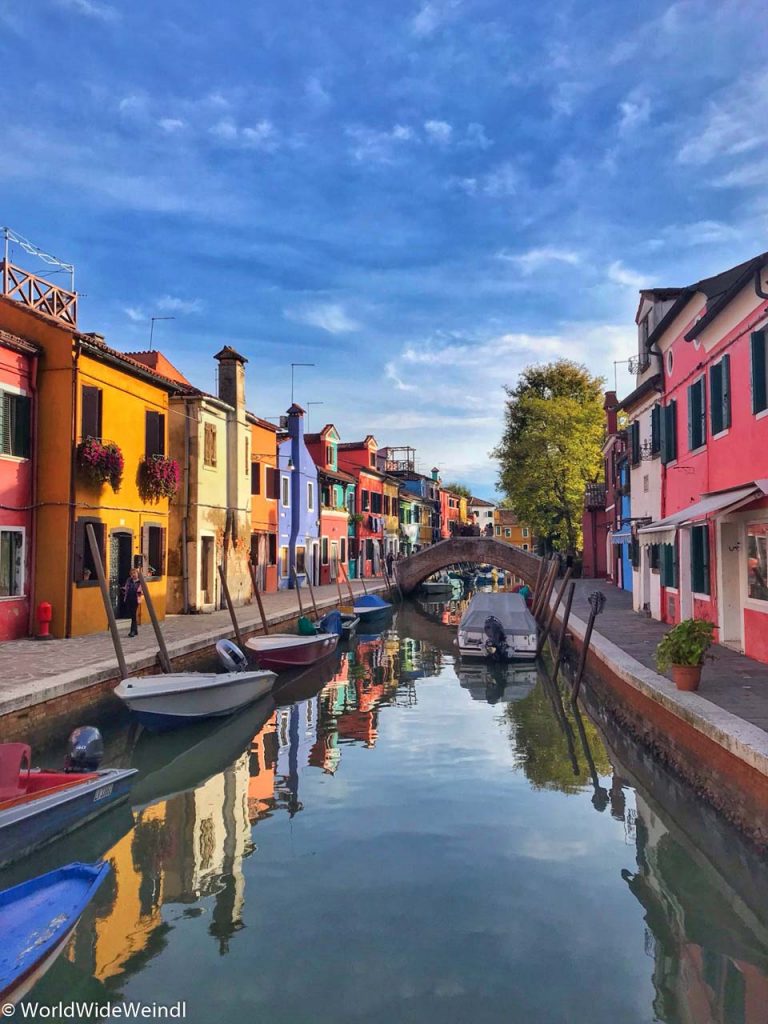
493;508;534;552
0;289;180;637
382;476;401;559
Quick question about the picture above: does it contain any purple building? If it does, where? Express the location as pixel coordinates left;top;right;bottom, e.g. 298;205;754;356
277;404;320;589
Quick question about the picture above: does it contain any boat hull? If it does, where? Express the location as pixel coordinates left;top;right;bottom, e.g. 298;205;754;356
0;771;136;870
457;644;537;661
246;633;339;671
114;671;276;731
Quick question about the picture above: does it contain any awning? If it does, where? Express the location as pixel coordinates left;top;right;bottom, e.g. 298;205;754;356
637;482;768;546
610;528;632;546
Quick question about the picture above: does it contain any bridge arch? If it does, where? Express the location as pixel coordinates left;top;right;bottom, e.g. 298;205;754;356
394;537;543;595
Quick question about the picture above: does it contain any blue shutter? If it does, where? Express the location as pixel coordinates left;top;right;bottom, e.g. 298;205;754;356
751;331;767;414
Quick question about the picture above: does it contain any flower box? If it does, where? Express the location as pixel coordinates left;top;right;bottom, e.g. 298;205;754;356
77;438;124;492
139;456;180;502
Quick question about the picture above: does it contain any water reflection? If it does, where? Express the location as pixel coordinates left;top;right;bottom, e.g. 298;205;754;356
7;599;768;1023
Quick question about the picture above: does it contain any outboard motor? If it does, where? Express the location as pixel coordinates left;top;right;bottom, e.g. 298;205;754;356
65;726;104;772
483;615;509;661
216;638;249;673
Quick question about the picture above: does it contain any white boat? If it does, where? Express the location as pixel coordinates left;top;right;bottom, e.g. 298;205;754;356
457;592;538;661
421;572;455;595
113;668;276;730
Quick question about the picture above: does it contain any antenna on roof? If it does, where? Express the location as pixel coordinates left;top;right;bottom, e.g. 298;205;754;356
149;316;175;351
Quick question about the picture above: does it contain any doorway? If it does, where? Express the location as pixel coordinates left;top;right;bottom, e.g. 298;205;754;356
719;520;743;650
201;536;215;606
109;531;133;618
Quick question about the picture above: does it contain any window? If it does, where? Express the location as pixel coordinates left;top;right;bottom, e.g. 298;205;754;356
660;400;677;465
630;537;640;570
660;542;678;589
244;439;249;475
751;330;768;415
340;537;346;562
522;528;529;537
279;546;289;577
630;420;641;466
691;524;710;595
495;525;501;536
281;475;290;507
747;524;768;601
0;528;24;597
145;411;165;459
687;377;706;451
268;534;277;565
81;386;102;441
295;546;306;574
710;355;731;435
347;489;355;514
522;544;529;551
365;539;374;562
307;481;315;512
649;544;660;571
251;462;261;495
650;404;661;455
666;349;674;376
0;391;31;458
73;518;105;583
371;492;382;514
142;525;165;578
203;422;217;467
266;466;280;499
322;537;329;564
504;528;511;538
361;489;370;511
369;453;375;467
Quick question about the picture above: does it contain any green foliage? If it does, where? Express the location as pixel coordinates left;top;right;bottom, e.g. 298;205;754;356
442;481;471;500
492;359;604;553
655;618;715;671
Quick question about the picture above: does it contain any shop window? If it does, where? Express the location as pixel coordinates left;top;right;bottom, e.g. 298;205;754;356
142;525;165;577
0;391;31;458
660;400;677;465
710;355;731;435
660;542;678;589
73;518;105;583
747;524;768;601
0;528;24;597
145;410;166;459
81;385;102;441
751;331;768;415
687;378;706;451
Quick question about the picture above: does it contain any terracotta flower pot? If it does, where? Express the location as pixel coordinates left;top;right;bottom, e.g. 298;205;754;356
671;663;702;691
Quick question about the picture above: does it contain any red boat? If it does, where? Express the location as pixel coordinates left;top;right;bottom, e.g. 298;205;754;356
245;631;339;672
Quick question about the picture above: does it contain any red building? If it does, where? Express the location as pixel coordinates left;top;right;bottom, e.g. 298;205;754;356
0;328;39;639
438;476;462;538
582;391;627;580
637;253;768;662
305;424;355;585
337;436;385;578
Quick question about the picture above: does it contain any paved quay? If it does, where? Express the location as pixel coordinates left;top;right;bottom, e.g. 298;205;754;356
0;580;388;721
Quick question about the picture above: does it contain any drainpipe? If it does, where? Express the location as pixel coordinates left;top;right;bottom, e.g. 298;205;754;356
26;353;39;637
64;339;80;639
181;398;191;614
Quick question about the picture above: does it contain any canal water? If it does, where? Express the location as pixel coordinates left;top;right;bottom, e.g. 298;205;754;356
7;598;768;1023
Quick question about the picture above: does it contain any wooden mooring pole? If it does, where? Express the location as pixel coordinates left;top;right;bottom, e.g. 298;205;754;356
552;580;575;683
572;590;606;703
305;569;320;619
534;558;558;622
532;557;545;612
248;563;270;634
292;568;306;618
218;564;244;649
536;567;572;656
86;523;128;681
137;567;172;674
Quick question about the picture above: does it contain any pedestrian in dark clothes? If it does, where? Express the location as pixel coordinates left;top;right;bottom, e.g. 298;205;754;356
123;568;142;637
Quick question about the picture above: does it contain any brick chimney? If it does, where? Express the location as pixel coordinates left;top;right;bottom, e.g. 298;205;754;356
214;346;247;412
603;390;619;436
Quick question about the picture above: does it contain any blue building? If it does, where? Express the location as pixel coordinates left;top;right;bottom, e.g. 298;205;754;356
277;404;320;589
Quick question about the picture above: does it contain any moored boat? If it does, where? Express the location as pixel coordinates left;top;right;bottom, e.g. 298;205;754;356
0;861;111;1006
457;592;538;661
245;630;339;672
0;740;137;870
421;572;455;595
352;594;392;621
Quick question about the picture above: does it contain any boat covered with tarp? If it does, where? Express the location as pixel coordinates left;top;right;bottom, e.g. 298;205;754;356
457;592;537;661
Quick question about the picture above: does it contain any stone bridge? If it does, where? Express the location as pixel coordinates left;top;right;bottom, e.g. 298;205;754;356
394;537;542;595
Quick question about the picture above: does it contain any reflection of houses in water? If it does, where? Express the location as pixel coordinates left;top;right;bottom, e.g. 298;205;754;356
626;794;768;1023
275;698;318;816
248;714;278;823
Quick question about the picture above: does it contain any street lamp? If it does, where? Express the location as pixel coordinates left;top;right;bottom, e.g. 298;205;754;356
291;362;315;404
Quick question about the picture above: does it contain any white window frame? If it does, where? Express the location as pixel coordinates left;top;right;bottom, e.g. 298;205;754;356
307;480;315;512
0;526;25;600
281;475;290;508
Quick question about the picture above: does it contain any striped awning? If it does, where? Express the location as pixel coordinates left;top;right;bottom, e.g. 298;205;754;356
610;527;632;546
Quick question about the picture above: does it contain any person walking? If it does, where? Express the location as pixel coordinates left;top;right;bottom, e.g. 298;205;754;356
123;567;142;637
386;550;394;577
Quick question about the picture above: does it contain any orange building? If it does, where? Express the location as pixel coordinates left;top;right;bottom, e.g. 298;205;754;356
248;413;280;592
494;508;534;552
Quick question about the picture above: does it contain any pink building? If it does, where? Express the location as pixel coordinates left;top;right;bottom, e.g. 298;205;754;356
638;253;768;663
0;328;39;640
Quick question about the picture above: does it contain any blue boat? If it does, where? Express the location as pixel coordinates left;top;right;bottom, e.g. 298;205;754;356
352;594;392;621
0;862;111;1005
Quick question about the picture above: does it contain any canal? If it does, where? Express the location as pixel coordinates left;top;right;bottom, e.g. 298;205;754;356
7;598;768;1023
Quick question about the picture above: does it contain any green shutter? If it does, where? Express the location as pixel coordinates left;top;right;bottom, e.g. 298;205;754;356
710;362;723;435
751;331;767;414
663;401;677;463
721;354;731;429
660;401;668;464
0;393;8;456
14;395;30;458
688;380;705;450
651;404;661;454
691;524;710;595
687;382;695;450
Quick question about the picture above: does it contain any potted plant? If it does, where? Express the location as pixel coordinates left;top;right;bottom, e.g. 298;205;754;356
655;618;715;691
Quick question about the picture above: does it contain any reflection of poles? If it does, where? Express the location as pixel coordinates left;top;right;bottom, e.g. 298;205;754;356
537;568;572;655
538;667;579;777
571;701;609;811
572;590;606;702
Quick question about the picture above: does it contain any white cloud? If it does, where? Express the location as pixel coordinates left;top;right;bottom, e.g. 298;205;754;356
497;247;582;274
158;118;185;133
712;158;768;189
345;124;416;163
209;116;279;151
607;260;649;290
305;76;331;109
210;118;238;141
55;0;118;20
462;122;492;150
666;220;741;245
157;295;204;314
385;362;417;392
617;93;651;137
284;302;361;334
124;307;145;323
424;119;453;144
411;2;440;37
677;70;768;166
118;95;146;115
482;162;522;197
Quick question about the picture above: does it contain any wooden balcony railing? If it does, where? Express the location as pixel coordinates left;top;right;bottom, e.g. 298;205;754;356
1;260;77;327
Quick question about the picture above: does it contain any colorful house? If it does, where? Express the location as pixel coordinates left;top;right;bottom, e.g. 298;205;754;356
399;489;419;555
305;424;355;585
277;404;319;589
637;253;768;663
338;436;385;577
0;278;180;638
0;328;39;640
493;509;533;552
469;496;497;536
382;475;401;562
438;479;464;538
248;412;280;593
582;392;626;581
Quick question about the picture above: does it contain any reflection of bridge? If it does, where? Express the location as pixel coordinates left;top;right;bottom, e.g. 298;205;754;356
394;537;542;594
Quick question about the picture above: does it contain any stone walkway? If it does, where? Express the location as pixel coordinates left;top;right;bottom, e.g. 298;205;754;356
568;579;768;732
0;579;389;718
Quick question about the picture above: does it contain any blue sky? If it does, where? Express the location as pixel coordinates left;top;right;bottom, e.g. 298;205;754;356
2;0;766;497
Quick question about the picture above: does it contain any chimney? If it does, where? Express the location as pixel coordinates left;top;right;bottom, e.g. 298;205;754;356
431;467;440;481
287;403;306;442
214;346;247;412
603;390;618;436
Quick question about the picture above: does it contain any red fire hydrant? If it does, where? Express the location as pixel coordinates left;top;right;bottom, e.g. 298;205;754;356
36;601;53;641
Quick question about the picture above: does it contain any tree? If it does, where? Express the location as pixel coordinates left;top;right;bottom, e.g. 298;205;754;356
492;359;604;553
442;481;472;500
